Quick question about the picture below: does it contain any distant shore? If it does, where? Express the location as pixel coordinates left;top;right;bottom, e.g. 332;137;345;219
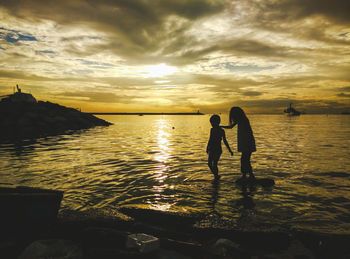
89;112;204;115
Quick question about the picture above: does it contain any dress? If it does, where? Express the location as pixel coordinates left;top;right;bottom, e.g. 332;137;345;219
237;118;256;153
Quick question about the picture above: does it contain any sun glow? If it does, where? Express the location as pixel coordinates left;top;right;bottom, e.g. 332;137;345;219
154;119;171;163
139;63;178;78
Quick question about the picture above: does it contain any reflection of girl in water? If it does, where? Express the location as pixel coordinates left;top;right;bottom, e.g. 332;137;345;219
221;107;256;179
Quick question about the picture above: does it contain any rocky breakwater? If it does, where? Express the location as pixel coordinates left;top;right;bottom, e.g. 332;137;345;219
0;92;112;142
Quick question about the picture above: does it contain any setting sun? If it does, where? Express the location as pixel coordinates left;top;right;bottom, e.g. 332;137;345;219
140;64;179;78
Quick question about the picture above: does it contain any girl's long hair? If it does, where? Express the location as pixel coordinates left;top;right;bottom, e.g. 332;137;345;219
229;107;247;125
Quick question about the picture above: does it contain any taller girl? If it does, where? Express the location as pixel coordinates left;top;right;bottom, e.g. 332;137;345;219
222;107;256;179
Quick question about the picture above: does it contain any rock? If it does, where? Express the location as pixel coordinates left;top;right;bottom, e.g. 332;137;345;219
17;115;32;128
0;241;19;258
238;230;290;252
161;238;204;258
19;239;82;259
25;111;39;120
53;115;67;124
158;249;192;259
83;227;128;249
0;95;112;142
86;248;141;259
119;207;204;229
126;233;160;253
211;238;244;258
266;239;315;259
3;92;37;103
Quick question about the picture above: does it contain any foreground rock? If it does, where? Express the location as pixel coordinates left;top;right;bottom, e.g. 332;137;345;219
1;208;350;259
0;93;112;142
19;239;82;259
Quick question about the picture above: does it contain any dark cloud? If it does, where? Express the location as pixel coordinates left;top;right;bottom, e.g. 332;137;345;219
245;0;350;25
337;86;350;92
0;70;50;81
0;0;227;64
276;0;350;25
242;91;263;97
222;40;285;57
2;0;347;66
234;98;293;108
168;37;329;66
166;39;308;66
233;0;350;48
57;91;136;104
337;93;350;98
188;74;261;95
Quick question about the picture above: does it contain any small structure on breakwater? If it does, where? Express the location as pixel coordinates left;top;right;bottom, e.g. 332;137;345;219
0;85;112;142
0;84;37;104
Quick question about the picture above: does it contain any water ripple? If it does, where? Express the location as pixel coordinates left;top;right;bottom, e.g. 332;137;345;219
0;115;350;234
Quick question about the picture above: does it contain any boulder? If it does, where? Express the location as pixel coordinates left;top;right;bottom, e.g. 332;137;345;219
0;96;112;142
19;239;82;259
210;238;246;258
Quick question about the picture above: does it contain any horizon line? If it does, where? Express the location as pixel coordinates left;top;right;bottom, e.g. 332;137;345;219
87;112;350;115
88;112;205;115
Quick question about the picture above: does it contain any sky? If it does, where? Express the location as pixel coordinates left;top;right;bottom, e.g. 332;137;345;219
0;0;349;114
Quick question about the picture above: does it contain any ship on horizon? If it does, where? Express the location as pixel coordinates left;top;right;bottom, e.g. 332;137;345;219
284;103;301;116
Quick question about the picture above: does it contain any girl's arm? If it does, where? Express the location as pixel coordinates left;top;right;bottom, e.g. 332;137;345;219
206;128;213;153
221;122;237;129
222;131;233;156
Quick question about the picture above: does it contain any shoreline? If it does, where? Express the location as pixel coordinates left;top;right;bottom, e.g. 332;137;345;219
2;207;350;258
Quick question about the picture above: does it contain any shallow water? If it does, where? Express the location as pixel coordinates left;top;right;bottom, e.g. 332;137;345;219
1;114;350;234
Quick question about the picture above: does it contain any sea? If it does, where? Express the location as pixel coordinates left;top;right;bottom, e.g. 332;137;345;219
1;114;350;234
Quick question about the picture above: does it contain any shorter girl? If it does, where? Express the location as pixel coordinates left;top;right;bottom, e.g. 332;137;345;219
222;107;256;179
207;115;233;180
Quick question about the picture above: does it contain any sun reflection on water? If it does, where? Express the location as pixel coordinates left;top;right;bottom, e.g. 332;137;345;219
150;203;172;211
150;118;174;211
152;119;172;184
154;118;171;163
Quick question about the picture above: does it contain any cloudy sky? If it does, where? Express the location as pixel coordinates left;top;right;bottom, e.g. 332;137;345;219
0;0;349;113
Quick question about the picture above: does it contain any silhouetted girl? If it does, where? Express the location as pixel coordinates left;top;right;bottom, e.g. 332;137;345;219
207;115;233;180
222;107;256;179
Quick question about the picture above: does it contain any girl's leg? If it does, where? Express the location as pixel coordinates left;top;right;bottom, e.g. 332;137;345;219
241;152;254;178
209;152;221;178
213;152;222;178
208;153;214;173
212;159;219;178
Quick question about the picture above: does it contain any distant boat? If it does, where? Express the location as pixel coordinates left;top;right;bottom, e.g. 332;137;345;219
284;103;301;116
0;186;63;224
